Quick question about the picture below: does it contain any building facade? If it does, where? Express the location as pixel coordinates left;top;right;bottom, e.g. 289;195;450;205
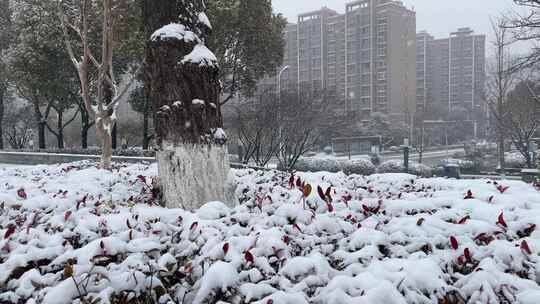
416;28;486;118
276;0;417;123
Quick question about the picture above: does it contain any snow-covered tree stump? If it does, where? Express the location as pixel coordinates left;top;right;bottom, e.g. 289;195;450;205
145;0;229;210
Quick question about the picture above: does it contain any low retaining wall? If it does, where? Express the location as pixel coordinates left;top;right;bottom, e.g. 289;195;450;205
0;151;265;170
0;151;155;165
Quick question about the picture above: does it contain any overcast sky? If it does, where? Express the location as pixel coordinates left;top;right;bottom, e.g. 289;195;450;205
273;0;516;44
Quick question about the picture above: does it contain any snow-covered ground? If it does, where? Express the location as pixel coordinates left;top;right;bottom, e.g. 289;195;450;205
1;161;540;303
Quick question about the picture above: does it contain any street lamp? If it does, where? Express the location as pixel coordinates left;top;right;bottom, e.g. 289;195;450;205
277;65;290;96
277;65;290;140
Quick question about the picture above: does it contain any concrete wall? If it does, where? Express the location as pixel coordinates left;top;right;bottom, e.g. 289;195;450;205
0;151;262;170
0;151;155;166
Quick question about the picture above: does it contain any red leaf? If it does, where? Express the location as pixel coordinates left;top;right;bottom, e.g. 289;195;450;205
464;190;474;200
223;243;229;255
362;205;370;213
190;221;199;230
17;188;27;200
450;236;459;250
521;240;532;255
244;250;254;264
458;215;470;224
325;187;332;197
497;185;510;194
282;235;289;245
4;226;15;239
137;175;147;184
497;212;508;228
295;178;302;188
464;248;472;261
64;211;72;221
317;186;325;201
327;202;334;213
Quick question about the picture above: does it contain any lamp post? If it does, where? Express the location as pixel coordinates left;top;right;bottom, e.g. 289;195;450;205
277;65;290;99
277;65;290;142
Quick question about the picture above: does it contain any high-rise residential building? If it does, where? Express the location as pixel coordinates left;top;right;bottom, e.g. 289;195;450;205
275;0;417;123
416;28;486;117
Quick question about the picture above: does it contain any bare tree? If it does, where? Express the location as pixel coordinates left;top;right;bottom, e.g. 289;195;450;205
506;0;540;68
276;88;338;171
232;89;280;167
486;19;518;174
59;0;141;168
503;80;540;168
3;104;34;149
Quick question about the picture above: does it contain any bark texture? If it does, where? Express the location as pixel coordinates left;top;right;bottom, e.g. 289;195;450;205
145;0;229;210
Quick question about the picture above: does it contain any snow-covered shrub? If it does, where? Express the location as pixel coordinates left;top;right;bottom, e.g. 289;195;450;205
2;162;540;303
442;158;475;172
294;157;341;173
505;151;527;168
293;157;375;175
342;159;376;175
409;163;433;177
376;160;404;173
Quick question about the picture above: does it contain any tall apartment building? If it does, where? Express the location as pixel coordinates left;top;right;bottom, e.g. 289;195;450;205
276;0;416;123
416;28;486;118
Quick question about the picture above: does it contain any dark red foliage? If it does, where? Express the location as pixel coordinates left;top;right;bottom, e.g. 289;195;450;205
4;225;15;239
450;236;459;250
223;243;229;255
521;240;532;255
17;188;27;200
464;190;474;200
458;215;470;224
497;212;508;228
244;250;254;264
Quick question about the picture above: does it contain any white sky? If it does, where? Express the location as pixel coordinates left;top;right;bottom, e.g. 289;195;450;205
273;0;517;45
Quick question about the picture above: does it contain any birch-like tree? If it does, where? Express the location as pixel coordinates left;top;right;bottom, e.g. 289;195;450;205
59;0;141;168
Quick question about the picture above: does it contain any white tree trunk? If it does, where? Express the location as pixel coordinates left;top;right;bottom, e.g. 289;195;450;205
157;144;230;210
96;117;114;169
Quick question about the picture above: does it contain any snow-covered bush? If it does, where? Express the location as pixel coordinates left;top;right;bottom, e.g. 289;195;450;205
293;157;375;176
376;160;404;173
342;159;376;175
505;151;527;168
409;163;433;177
2;162;540;303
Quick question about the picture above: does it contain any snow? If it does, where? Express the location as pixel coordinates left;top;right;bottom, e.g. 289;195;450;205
2;161;540;303
192;98;206;106
150;23;198;43
198;12;212;29
181;44;218;67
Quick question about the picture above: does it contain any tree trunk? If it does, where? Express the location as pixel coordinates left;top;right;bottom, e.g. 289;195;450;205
498;130;505;174
112;123;117;150
80;110;91;149
145;0;229;210
37;122;46;149
142;109;150;150
57;111;64;149
96;116;113;169
0;89;4;150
